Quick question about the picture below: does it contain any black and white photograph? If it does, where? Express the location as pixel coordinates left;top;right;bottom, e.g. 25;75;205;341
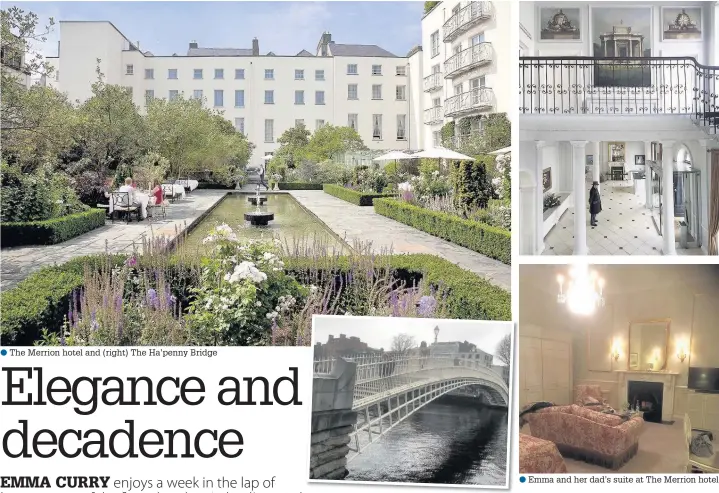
539;7;581;40
308;316;514;487
661;6;702;40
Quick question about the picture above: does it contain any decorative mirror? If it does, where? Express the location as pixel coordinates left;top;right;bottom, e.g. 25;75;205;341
628;319;670;371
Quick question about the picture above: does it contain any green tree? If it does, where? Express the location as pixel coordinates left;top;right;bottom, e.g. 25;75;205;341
304;124;367;163
145;95;253;182
450;157;496;213
1;7;76;171
424;2;440;14
458;113;510;156
73;64;146;177
274;122;311;169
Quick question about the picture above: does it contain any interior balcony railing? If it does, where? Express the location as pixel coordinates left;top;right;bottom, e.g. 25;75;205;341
519;56;718;135
444;42;493;79
445;88;494;118
424;72;443;93
424;106;444;125
443;1;492;43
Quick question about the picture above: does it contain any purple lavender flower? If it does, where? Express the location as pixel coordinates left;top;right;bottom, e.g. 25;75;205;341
402;190;414;203
389;290;400;317
59;330;66;346
125;256;137;267
418;295;437;317
146;288;159;309
90;309;99;331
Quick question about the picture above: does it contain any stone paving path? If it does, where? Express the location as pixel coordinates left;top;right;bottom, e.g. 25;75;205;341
290;191;511;291
1;190;227;292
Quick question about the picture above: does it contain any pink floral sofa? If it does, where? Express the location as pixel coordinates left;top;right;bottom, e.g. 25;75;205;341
524;404;643;470
519;433;568;474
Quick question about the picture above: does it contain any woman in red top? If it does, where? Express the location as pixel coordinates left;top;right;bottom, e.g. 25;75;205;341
152;181;164;205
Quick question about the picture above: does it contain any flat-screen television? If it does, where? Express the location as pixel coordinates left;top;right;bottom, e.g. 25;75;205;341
688;367;719;393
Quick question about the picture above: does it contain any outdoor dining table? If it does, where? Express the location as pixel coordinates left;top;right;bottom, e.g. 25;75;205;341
175;179;199;191
108;190;150;219
162;183;186;200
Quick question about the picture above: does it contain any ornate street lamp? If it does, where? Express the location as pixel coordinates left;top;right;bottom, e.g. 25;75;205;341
434;325;440;344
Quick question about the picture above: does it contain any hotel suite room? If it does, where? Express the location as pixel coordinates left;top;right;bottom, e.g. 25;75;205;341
517;264;719;474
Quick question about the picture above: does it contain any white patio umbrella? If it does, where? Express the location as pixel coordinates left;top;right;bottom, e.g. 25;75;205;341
489;146;511;155
411;147;475;161
373;150;414;169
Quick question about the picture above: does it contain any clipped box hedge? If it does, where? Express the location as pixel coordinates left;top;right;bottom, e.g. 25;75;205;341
323;184;394;206
278;182;324;191
1;209;107;248
374;199;511;265
1;252;510;345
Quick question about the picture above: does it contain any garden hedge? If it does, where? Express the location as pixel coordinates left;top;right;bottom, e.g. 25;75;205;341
1;252;510;345
374;199;511;265
323;184;394;206
278;182;324;191
1;209;107;248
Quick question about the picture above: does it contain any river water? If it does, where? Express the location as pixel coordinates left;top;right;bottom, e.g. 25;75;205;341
346;396;508;486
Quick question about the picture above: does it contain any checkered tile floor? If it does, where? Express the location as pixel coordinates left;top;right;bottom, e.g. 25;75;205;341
542;180;703;256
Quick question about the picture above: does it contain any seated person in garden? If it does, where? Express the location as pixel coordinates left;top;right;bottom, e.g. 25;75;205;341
117;177;148;220
151;181;166;206
118;177;136;202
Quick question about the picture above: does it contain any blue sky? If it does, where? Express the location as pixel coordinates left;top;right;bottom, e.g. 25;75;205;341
12;1;424;58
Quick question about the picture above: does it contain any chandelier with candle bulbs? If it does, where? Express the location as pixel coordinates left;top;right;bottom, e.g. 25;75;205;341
556;264;605;315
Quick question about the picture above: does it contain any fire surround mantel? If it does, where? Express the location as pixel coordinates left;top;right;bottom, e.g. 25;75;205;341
615;370;679;422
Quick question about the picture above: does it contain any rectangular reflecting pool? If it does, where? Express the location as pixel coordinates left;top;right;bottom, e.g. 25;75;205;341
182;193;346;253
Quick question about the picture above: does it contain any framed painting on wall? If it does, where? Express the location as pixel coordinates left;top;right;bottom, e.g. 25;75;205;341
591;7;652;87
629;353;639;369
635;155;645;166
543;168;552;192
608;142;626;163
661;7;702;41
539;8;581;41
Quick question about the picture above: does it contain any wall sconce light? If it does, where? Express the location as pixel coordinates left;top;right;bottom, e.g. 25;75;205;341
610;340;621;362
677;347;688;363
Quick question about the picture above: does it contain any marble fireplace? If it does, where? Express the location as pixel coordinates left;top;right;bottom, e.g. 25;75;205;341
615;370;679;423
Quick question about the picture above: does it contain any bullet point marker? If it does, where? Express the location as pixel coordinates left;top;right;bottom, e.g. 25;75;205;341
1;349;7;356
520;476;526;483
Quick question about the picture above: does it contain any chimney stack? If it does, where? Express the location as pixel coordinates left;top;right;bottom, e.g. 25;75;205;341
252;37;259;56
189;40;198;49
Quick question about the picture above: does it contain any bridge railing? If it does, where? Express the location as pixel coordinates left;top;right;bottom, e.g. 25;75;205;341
314;352;507;407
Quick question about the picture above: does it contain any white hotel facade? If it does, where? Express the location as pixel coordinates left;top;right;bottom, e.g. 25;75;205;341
43;1;511;167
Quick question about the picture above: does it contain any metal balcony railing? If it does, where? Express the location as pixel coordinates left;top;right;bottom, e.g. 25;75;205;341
424;106;444;125
519;56;718;135
445;42;492;79
423;72;443;92
443;1;492;43
445;88;494;117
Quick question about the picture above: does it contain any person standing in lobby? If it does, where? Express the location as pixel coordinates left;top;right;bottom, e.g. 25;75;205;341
589;181;602;227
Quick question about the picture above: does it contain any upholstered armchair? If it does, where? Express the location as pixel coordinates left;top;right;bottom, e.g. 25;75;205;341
575;384;609;409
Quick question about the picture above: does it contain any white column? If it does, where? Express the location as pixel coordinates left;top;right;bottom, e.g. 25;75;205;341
592;141;601;192
662;140;677;255
535;141;547;254
572;141;589;255
644;141;653;208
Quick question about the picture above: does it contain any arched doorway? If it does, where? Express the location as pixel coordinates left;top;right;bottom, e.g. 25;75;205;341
673;144;702;249
519;170;536;255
